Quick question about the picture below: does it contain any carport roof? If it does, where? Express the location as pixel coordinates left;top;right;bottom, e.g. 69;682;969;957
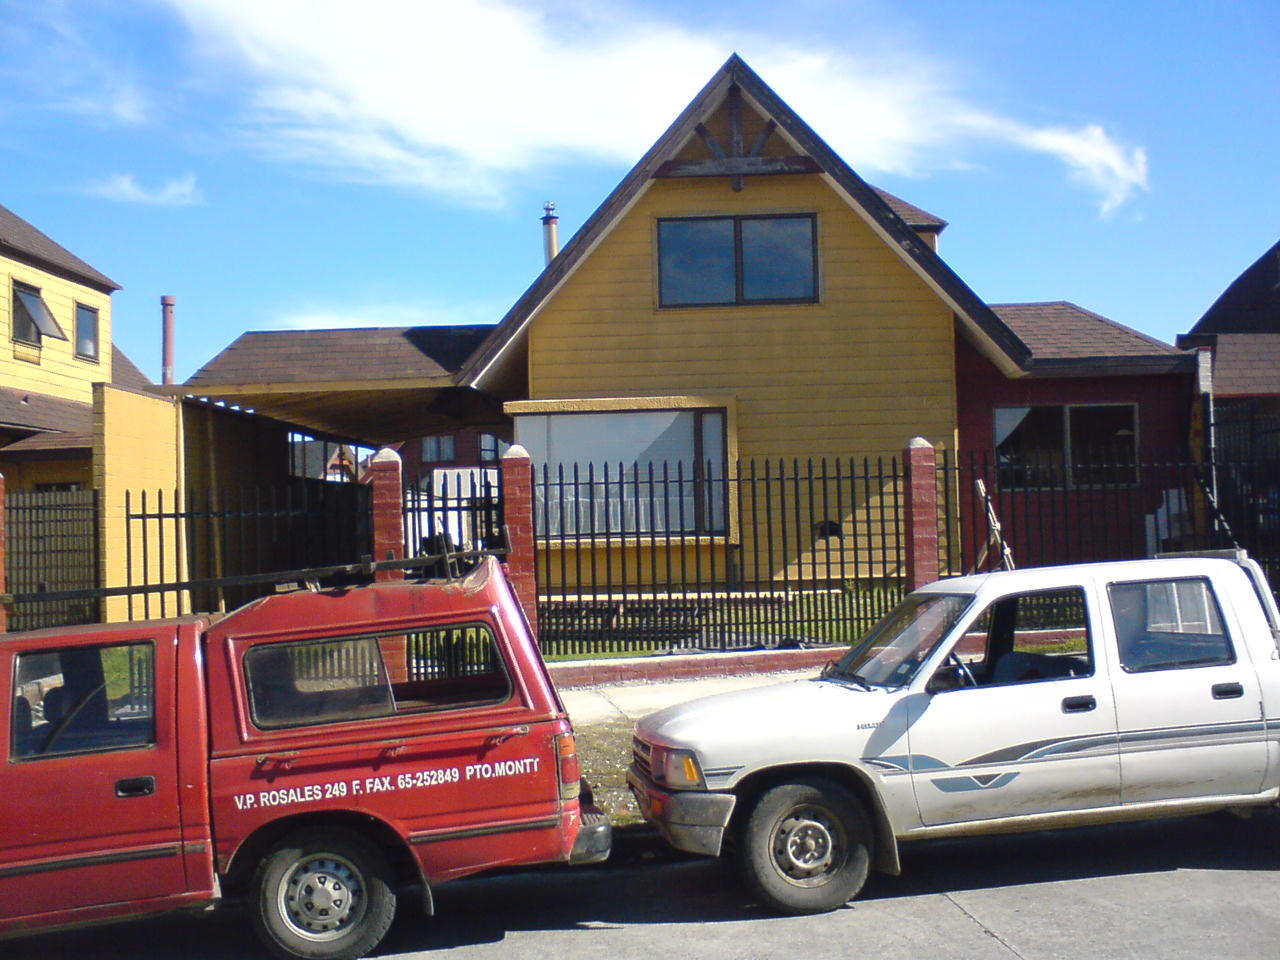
174;324;502;445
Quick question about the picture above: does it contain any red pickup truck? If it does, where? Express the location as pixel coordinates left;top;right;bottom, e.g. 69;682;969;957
0;556;609;959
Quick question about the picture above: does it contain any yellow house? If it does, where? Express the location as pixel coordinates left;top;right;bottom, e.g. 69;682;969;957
1;202;188;627
458;55;1033;593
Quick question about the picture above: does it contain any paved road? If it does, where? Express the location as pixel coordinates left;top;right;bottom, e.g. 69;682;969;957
11;811;1279;960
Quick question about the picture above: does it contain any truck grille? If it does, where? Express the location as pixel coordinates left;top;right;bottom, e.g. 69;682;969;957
632;736;652;779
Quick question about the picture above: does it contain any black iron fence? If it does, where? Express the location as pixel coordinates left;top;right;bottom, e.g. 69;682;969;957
402;468;504;571
940;451;1280;598
533;458;908;657
3;490;101;631
122;479;373;618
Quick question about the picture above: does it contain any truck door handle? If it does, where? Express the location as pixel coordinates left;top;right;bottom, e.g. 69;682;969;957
1062;695;1096;713
115;776;156;798
1211;682;1244;700
485;725;530;747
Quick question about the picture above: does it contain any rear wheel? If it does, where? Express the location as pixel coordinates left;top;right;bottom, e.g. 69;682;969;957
252;827;396;960
741;778;872;914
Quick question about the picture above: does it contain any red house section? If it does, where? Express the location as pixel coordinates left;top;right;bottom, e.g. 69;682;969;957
954;326;1197;570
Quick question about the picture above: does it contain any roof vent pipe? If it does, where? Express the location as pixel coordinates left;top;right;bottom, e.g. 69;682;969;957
161;295;176;385
541;201;559;266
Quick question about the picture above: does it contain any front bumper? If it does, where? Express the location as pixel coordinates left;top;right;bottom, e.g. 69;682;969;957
627;763;736;857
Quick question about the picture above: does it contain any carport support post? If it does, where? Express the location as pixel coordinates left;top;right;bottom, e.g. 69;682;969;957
369;448;405;583
903;437;940;591
500;445;539;640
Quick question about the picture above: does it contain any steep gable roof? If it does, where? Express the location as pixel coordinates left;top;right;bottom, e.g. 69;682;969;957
990;301;1194;376
460;53;1029;390
1187;238;1280;335
0;202;120;292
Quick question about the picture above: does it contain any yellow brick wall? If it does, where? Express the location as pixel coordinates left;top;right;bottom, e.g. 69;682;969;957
2;253;113;404
93;384;186;621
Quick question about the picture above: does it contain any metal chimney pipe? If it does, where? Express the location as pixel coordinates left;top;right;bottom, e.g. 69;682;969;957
161;295;176;385
541;201;559;266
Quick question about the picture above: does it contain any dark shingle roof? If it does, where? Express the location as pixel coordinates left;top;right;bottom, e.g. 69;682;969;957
1188;238;1280;335
110;344;153;391
872;188;946;231
989;302;1194;377
185;325;494;388
0;202;120;292
1202;333;1280;397
0;346;153;454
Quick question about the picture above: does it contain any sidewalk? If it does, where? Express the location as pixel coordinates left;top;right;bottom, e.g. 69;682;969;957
559;667;820;725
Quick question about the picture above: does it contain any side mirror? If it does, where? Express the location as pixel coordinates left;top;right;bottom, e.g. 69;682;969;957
926;663;964;695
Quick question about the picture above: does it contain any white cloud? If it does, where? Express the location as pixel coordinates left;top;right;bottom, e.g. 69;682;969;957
275;299;501;330
86;173;204;206
159;0;1148;215
2;2;154;126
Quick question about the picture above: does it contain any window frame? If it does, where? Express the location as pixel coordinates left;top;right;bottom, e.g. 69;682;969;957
656;213;819;308
11;281;68;348
243;623;513;731
421;434;457;464
10;640;157;761
931;586;1094;692
994;402;1140;491
74;302;100;362
518;405;730;538
1107;576;1236;674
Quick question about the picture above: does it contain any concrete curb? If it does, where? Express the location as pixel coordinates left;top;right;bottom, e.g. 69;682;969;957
547;646;839;687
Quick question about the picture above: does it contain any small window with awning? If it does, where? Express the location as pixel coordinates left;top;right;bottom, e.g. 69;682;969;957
11;283;67;347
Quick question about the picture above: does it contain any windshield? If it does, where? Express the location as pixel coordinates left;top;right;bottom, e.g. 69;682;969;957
827;593;974;687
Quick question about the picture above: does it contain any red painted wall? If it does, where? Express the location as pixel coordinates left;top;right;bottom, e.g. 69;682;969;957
953;335;1196;568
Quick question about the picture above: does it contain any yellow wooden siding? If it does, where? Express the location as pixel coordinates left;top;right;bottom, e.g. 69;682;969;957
528;175;956;460
93;385;187;621
0;456;92;492
524;173;957;590
2;254;113;404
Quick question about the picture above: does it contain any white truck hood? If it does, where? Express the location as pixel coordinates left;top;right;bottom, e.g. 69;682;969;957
636;678;904;787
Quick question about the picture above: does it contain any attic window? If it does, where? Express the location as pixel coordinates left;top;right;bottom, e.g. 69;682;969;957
12;283;67;346
658;214;817;307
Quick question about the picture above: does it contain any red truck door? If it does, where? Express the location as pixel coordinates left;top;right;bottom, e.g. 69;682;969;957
0;626;188;921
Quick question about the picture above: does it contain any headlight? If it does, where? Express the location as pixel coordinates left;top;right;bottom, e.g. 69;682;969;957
649;745;705;789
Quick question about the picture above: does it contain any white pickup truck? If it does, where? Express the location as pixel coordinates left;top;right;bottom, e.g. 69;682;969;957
628;554;1280;914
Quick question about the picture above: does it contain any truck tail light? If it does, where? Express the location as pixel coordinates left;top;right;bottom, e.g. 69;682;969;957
554;732;581;801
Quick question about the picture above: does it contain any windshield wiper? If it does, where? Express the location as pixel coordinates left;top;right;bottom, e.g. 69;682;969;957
820;661;873;690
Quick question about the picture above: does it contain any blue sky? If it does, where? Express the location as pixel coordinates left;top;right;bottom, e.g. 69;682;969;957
3;0;1277;382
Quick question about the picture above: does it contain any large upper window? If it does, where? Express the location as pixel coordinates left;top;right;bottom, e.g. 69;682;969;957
995;404;1137;489
1109;578;1233;673
11;282;67;347
517;408;727;535
658;214;817;307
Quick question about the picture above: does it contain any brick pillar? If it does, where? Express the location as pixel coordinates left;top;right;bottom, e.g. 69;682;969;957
500;445;539;639
368;447;405;583
903;437;940;592
0;470;7;633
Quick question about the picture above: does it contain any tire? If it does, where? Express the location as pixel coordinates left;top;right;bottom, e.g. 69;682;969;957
251;827;397;960
741;778;872;915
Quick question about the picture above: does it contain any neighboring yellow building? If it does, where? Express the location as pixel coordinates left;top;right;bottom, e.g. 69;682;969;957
1;202;187;626
461;55;1032;590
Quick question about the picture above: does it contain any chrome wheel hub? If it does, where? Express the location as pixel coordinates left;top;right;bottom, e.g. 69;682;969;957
280;855;364;941
773;806;843;885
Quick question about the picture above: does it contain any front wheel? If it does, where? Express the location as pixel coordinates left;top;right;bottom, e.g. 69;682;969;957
741;778;872;914
252;827;397;960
